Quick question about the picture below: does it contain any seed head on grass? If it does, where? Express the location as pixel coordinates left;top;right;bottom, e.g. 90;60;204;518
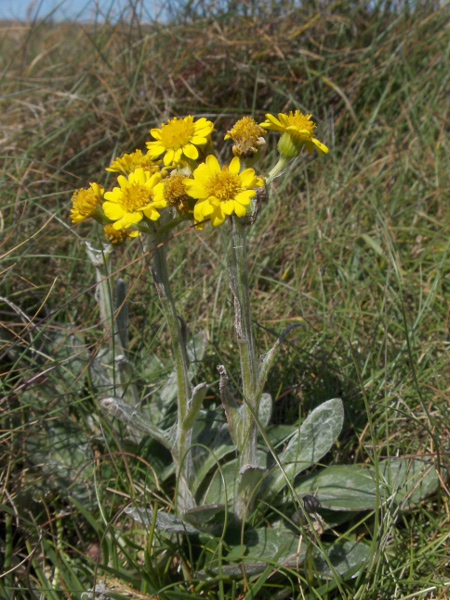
261;110;329;158
184;155;264;228
146;115;214;166
102;168;166;230
70;182;104;223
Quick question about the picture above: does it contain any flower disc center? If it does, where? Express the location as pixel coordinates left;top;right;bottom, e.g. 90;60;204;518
122;184;151;212
288;113;316;138
160;118;195;149
208;172;241;201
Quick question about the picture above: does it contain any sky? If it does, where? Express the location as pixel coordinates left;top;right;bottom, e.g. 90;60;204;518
0;0;160;22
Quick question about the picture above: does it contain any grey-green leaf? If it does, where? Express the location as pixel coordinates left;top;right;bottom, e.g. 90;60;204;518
268;398;344;500
314;540;371;578
100;397;171;449
294;465;380;511
124;506;200;534
258;393;273;429
380;458;439;508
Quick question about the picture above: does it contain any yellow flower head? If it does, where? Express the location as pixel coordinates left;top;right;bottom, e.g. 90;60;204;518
153;173;193;215
146;116;214;167
106;149;162;176
184;155;264;228
70;182;104;223
260;111;329;158
103;168;166;230
104;224;141;244
224;116;266;159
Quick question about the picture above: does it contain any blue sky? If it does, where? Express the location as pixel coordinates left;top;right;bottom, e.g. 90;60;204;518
0;0;160;21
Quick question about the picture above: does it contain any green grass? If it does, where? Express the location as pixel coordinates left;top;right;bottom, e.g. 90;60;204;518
1;0;450;598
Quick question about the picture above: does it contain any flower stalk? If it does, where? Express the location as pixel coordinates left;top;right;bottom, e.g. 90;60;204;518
226;217;262;520
148;227;197;513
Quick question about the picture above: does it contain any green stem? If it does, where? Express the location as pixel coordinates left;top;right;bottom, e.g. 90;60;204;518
266;155;289;185
84;242;114;338
227;217;261;520
149;230;195;513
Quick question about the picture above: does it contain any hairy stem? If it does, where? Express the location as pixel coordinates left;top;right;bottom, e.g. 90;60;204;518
227;217;260;520
148;231;195;513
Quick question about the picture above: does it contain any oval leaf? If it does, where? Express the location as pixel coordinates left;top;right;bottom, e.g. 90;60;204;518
268;398;344;500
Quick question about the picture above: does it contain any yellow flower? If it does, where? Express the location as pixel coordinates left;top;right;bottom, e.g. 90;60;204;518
184;155;264;228
260;111;329;158
224;116;266;159
153;173;193;215
146;116;214;167
104;224;140;244
103;168;166;230
70;182;104;223
106;149;162;176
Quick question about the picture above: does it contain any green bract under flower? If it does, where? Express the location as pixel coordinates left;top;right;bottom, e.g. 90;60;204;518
261;111;329;158
103;168;166;230
184;155;264;228
147;116;214;167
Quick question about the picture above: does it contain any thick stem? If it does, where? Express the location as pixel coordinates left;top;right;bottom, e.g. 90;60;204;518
149;232;195;513
266;155;289;185
227;218;261;519
85;242;114;338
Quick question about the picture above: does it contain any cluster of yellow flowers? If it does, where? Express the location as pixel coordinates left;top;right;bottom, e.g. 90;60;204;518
70;111;328;243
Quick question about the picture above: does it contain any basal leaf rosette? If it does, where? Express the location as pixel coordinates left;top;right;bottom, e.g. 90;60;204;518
184;155;264;228
102;168;166;230
70;182;105;224
146;116;214;167
261;110;329;159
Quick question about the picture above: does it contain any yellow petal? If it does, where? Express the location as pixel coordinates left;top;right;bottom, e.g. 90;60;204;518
190;135;208;145
235;191;254;206
164;149;175;166
183;143;199;160
149;128;162;140
234;202;248;218
173;149;183;164
221;201;235;216
194;199;214;220
278;113;290;127
239;168;257;187
103;202;125;220
205;154;221;173
210;208;226;227
261;113;283;130
103;190;119;202
193;162;212;187
148;172;163;187
143;207;161;221
312;138;329;154
185;180;208;199
229;156;241;175
146;141;165;159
